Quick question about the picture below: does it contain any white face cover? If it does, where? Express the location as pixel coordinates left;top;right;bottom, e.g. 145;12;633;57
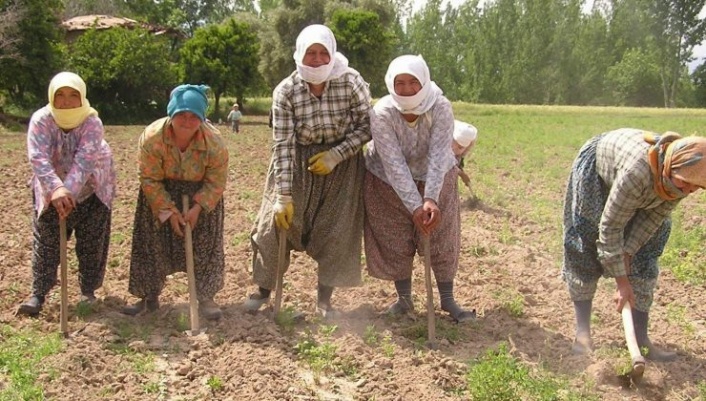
390;83;430;112
384;55;441;115
296;62;336;85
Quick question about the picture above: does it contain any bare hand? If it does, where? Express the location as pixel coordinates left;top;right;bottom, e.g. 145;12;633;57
169;211;186;237
613;276;635;312
184;203;202;229
412;199;441;236
51;186;76;219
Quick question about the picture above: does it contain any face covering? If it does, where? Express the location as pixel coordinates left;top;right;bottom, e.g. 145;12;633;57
296;62;336;85
390;84;430;112
47;71;98;130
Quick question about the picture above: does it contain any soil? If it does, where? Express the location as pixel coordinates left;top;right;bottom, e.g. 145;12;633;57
1;117;705;401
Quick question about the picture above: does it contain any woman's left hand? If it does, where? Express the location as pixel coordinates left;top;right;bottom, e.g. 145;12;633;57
412;199;441;236
185;203;202;229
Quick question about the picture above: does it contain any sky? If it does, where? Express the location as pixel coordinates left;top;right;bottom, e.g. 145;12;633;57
410;0;706;72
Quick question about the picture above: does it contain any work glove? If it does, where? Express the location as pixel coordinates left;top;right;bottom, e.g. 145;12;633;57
273;194;294;230
307;150;343;175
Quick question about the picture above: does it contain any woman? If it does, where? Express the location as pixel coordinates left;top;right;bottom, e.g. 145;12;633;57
363;55;475;323
18;71;116;316
245;24;372;317
563;128;706;361
122;84;228;320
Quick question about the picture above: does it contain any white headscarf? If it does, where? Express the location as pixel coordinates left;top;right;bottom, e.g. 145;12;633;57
47;71;98;130
453;120;478;147
384;55;442;115
293;24;349;85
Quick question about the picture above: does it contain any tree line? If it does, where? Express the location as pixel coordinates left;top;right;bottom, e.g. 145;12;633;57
1;0;705;124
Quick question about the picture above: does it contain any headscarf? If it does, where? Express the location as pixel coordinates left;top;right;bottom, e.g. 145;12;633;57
47;72;98;130
644;131;706;200
167;84;209;122
453;120;478;147
293;24;349;85
384;55;443;115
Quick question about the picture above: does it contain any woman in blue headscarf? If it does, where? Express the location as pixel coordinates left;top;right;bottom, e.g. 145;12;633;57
122;84;229;320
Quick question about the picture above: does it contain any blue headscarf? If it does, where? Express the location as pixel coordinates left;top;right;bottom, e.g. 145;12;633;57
167;84;209;121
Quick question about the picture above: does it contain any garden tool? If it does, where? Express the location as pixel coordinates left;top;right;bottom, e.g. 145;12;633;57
60;218;69;338
182;195;201;334
422;235;436;349
621;302;646;382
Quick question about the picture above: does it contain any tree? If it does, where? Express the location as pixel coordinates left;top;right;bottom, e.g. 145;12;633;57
179;18;260;118
646;0;706;107
0;0;24;61
606;48;662;106
0;0;64;106
330;7;396;96
68;27;178;123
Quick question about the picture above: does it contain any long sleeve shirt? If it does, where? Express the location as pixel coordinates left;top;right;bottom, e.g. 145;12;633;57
364;96;457;214
595;128;680;277
138;117;229;218
271;69;372;196
27;107;116;215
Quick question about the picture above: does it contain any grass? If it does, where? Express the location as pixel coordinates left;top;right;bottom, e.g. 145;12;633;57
465;343;598;401
0;324;63;400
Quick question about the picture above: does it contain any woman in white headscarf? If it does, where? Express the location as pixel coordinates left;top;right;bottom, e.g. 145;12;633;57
364;55;475;322
17;72;116;317
246;24;372;317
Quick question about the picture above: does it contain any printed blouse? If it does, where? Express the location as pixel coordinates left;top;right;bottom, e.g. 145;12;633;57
138;117;229;217
27;107;116;214
365;96;457;214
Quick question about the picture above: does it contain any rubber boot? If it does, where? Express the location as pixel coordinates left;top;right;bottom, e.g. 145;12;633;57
387;278;414;315
632;309;677;361
317;283;338;318
244;287;271;312
437;281;476;322
572;300;593;354
17;295;45;317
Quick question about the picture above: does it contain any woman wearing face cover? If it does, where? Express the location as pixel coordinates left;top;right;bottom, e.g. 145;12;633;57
18;72;116;317
564;129;706;361
363;55;475;323
122;84;228;320
245;24;372;317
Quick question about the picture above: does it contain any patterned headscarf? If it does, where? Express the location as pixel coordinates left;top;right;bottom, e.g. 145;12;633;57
644;131;706;200
47;72;98;130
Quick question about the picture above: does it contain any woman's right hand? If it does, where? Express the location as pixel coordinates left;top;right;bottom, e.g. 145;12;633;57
613;276;635;312
412;199;441;236
169;211;186;237
51;186;76;219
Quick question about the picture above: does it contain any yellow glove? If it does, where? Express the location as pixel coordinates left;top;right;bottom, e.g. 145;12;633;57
307;150;343;175
273;195;294;230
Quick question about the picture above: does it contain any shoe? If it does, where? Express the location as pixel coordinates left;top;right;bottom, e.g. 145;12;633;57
17;295;44;317
452;309;477;323
243;293;270;312
121;297;159;316
571;333;593;355
641;341;677;362
386;297;414;315
316;301;340;319
79;292;97;304
199;299;223;320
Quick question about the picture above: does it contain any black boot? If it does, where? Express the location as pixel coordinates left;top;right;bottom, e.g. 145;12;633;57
572;300;592;354
317;283;338;318
437;281;476;323
121;296;159;316
387;278;414;315
632;309;677;361
17;295;45;317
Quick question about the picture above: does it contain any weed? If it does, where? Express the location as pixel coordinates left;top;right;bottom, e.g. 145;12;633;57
0;325;62;400
363;325;379;346
294;330;337;377
207;375;224;392
380;333;395;358
175;312;190;332
74;300;94;319
493;289;525;317
274;306;299;333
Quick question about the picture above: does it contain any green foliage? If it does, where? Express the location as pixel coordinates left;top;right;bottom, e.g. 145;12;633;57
67;27;177;123
466;343;594;401
330;8;395;96
0;0;65;107
0;324;62;400
179;18;261;119
661;209;706;286
606;48;663;107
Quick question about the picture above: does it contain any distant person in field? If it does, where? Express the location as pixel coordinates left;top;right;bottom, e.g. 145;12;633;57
227;103;242;134
245;24;372;317
363;55;475;322
452;120;478;189
17;72;116;317
122;84;229;321
563;128;706;361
